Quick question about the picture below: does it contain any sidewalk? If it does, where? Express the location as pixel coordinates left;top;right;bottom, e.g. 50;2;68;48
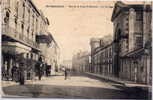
85;72;152;92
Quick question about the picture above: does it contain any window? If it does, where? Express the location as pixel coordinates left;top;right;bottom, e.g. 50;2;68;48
15;17;17;24
4;11;9;23
23;3;25;7
27;53;29;59
22;3;25;18
109;48;111;57
141;66;144;72
31;53;33;59
32;32;34;39
28;9;30;23
135;36;143;48
21;23;24;29
15;1;19;15
136;12;143;21
6;11;9;17
27;26;29;32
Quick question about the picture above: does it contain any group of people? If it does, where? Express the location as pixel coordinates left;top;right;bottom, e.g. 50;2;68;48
2;61;27;85
2;56;52;85
35;61;52;80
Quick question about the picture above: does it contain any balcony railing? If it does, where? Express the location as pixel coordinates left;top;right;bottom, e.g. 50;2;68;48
2;24;39;50
36;34;52;44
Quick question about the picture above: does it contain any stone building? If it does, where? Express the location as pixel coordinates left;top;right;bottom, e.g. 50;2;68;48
46;34;60;75
72;51;90;72
90;36;113;77
90;38;101;73
1;0;58;80
62;60;72;70
111;1;152;84
93;43;113;76
36;32;60;75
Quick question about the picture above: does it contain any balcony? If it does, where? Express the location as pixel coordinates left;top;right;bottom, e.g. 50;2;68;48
2;24;40;51
36;34;53;44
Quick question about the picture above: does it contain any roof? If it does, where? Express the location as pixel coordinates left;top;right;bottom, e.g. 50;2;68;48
94;42;113;55
28;0;40;15
111;1;145;21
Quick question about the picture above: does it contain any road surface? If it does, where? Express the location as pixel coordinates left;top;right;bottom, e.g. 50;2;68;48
2;73;149;99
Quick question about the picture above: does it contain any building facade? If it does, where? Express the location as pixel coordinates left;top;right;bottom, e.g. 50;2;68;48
90;37;113;77
90;38;101;73
72;51;90;72
46;35;60;75
111;2;152;84
36;32;60;75
89;2;152;85
1;0;59;80
62;60;72;70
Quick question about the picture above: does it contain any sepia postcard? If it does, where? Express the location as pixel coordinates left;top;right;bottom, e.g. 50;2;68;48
0;0;152;99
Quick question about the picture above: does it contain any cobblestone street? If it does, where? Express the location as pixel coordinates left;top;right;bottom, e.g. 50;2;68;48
2;73;149;99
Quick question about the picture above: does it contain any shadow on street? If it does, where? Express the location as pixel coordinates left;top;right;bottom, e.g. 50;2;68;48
2;83;149;99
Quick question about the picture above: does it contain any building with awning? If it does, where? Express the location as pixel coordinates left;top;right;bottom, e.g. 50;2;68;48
1;0;51;81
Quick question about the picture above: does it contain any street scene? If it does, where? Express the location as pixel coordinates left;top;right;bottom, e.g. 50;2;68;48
1;0;152;99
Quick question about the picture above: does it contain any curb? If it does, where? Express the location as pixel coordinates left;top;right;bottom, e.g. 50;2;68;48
84;72;151;94
84;72;125;85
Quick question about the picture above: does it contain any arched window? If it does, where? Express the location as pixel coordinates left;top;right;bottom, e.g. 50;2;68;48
6;11;9;17
4;11;10;23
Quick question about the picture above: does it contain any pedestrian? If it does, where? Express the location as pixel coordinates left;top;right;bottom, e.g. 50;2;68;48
19;62;25;85
38;63;43;80
36;56;43;80
64;68;67;80
15;67;19;82
11;65;17;81
2;66;6;80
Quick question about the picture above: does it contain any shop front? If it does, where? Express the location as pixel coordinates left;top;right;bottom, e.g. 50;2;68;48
2;42;32;82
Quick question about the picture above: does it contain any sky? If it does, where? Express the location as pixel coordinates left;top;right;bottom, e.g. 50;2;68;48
32;0;145;61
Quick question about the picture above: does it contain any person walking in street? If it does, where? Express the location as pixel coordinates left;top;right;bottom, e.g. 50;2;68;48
36;56;43;80
38;63;43;80
19;62;25;85
2;66;6;80
64;68;68;80
11;65;17;81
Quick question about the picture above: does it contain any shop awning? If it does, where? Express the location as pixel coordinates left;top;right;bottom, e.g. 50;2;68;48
2;42;31;55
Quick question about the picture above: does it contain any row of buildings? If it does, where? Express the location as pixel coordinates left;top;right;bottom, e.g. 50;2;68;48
72;51;91;72
72;2;152;84
1;0;60;80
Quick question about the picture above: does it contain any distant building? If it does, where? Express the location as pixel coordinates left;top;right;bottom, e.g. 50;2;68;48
72;51;90;72
90;35;113;76
62;60;72;70
36;32;60;75
92;43;113;76
90;38;100;73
